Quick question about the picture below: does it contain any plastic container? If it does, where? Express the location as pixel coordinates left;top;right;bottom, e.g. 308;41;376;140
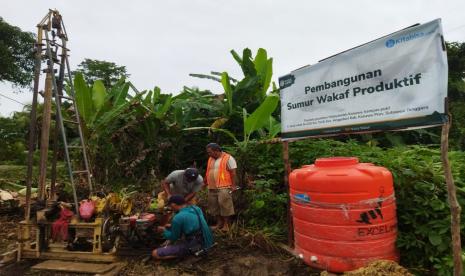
289;157;399;272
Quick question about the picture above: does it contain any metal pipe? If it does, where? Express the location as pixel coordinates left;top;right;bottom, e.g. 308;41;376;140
64;43;93;194
44;31;80;214
50;36;67;198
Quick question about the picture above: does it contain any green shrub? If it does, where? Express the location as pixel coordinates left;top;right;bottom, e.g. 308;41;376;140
0;117;27;164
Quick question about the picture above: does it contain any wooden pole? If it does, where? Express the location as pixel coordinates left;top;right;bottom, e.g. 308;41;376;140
37;72;53;200
50;38;67;200
440;115;463;276
282;141;294;247
25;27;43;222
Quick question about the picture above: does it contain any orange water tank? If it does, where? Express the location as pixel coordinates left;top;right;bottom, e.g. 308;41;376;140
289;157;399;272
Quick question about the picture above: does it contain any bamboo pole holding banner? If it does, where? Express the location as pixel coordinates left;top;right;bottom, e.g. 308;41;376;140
440;101;463;276
282;141;294;246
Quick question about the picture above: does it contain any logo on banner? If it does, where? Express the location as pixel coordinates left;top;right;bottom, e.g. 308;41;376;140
279;74;296;89
385;31;425;48
385;39;395;48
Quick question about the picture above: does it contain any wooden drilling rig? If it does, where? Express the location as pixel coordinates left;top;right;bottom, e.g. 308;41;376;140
0;10;162;273
15;9;116;263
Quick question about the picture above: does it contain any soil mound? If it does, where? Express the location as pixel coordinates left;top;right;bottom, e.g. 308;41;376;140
321;260;413;276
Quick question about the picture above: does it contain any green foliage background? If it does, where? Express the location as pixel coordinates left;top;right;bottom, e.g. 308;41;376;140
235;140;465;275
73;58;130;88
0;17;35;87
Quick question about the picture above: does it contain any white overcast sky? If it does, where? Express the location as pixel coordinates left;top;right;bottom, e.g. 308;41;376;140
1;0;464;116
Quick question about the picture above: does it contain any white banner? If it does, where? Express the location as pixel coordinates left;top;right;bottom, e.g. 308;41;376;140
279;19;448;140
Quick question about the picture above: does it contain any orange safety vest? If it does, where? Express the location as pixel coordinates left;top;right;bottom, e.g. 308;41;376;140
206;152;232;189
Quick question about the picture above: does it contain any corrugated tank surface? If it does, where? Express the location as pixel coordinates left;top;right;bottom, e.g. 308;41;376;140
290;157;399;272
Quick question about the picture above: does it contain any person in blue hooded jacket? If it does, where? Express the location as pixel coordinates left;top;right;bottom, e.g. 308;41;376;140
152;195;213;260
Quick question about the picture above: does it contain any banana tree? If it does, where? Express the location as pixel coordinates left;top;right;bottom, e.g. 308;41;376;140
184;93;280;149
190;48;275;137
75;73;173;180
103;86;180;180
171;87;221;129
184;92;279;190
73;73;132;134
132;86;173;145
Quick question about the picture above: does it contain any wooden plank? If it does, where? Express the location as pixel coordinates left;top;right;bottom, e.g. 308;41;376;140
32;260;116;274
21;249;117;262
0;249;17;267
97;262;126;276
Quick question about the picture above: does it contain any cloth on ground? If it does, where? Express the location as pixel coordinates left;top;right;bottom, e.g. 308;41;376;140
52;207;74;241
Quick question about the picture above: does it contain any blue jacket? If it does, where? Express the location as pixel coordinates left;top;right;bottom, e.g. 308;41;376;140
163;205;214;249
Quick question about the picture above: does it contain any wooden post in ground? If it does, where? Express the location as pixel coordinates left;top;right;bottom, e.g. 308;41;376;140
282;141;294;247
440;115;463;276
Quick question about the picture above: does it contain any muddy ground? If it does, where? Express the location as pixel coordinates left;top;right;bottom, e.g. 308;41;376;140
0;213;319;276
0;164;413;276
0;164;317;276
0;213;20;254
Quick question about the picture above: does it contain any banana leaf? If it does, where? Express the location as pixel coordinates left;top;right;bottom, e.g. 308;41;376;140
244;94;279;137
113;83;130;107
230;50;243;66
91;80;107;114
155;96;172;119
264;116;281;139
240;48;257;77
93;100;131;130
252;48;273;98
189;73;221;83
221;72;233;115
143;90;153;109
74;73;93;124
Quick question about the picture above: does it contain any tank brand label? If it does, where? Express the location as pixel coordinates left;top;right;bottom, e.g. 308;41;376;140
357;224;397;236
356;197;384;224
293;193;310;203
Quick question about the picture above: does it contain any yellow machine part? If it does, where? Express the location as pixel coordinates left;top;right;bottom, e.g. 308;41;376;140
157;191;167;209
104;192;132;215
119;197;132;216
90;196;107;214
106;193;121;211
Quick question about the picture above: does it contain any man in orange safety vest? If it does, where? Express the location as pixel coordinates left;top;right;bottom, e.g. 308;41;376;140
205;143;237;232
